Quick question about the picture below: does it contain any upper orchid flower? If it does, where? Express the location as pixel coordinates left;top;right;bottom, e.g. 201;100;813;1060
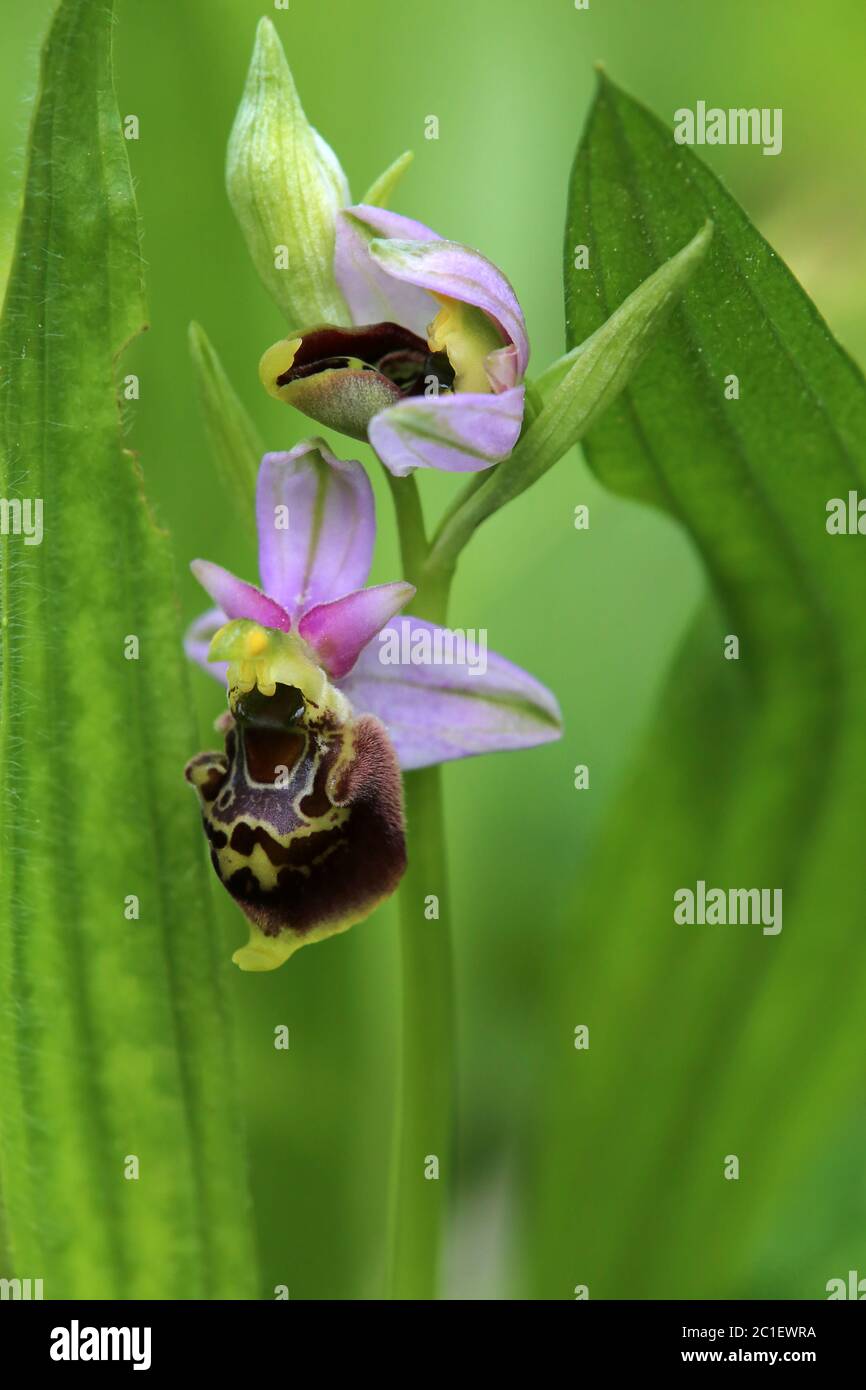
184;440;561;969
258;206;528;477
226;18;527;478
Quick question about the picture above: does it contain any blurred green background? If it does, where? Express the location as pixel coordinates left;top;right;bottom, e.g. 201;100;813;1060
3;0;865;1298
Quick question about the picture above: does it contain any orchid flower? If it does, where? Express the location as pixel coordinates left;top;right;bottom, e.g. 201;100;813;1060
226;18;527;479
259;205;528;478
184;440;562;971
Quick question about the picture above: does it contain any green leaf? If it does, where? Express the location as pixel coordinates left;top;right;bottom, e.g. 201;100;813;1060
189;321;263;527
0;0;257;1298
528;73;866;1298
425;222;711;579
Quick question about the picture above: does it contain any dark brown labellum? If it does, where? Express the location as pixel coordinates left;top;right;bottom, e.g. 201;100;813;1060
261;322;456;440
185;682;406;969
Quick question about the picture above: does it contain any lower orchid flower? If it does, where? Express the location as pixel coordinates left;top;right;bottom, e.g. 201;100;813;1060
184;439;562;970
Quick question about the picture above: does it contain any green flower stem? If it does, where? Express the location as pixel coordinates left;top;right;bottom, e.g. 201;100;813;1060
383;468;429;589
388;762;455;1299
384;470;455;1300
430;472;487;551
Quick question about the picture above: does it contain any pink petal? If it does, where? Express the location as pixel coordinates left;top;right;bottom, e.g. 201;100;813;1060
298;581;415;679
256;440;375;616
485;343;521;392
368;237;529;380
369;386;525;476
340;617;562;769
190;560;291;631
335;205;440;335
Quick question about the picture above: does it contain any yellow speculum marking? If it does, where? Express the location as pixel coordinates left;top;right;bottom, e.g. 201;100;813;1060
211;812;348;895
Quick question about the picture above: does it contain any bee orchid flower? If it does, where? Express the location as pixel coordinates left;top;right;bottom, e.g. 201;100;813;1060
259;207;528;477
184;440;561;969
228;19;528;479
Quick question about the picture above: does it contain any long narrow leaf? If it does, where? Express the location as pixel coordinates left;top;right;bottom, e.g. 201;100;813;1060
529;73;866;1299
0;0;257;1298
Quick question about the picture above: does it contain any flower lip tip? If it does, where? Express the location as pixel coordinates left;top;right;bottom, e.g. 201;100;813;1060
232;931;298;972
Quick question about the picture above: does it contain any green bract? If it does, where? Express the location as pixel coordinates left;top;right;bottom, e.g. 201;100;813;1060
226;17;349;326
189;321;263;526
